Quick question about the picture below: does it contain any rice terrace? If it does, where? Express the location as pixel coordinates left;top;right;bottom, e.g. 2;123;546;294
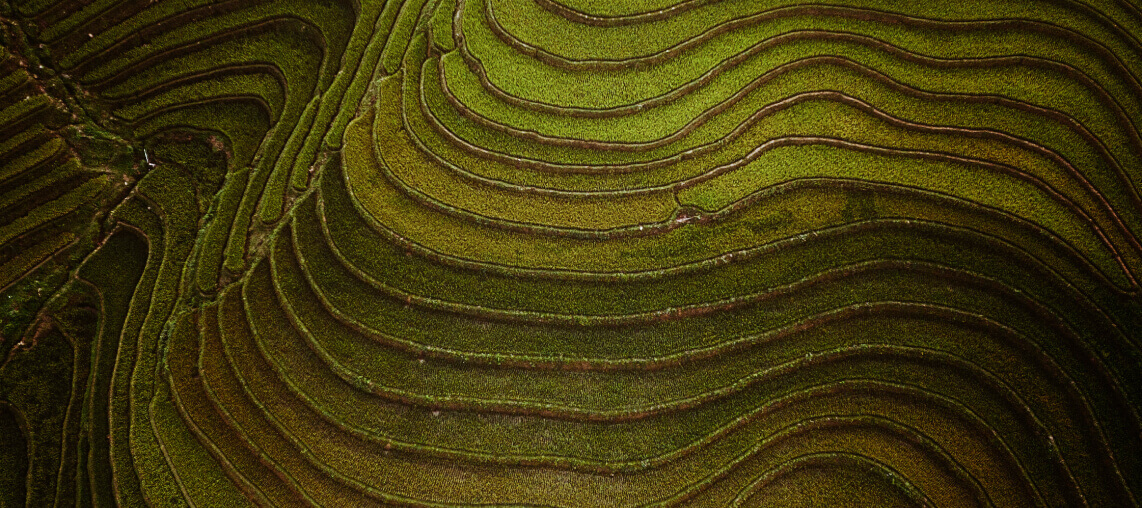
2;0;1142;505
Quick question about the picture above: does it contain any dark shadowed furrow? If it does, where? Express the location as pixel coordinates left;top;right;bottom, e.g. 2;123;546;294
1;0;1141;506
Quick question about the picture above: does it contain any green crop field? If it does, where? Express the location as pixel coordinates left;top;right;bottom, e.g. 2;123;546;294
1;0;1141;505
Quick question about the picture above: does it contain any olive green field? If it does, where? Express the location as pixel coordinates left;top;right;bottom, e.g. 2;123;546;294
1;0;1142;505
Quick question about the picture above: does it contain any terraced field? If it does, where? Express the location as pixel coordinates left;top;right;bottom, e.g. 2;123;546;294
2;0;1142;505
